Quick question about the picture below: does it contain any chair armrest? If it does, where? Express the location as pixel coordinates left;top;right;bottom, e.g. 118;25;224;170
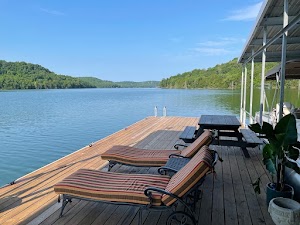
144;187;178;207
144;187;189;208
144;187;194;216
174;143;188;150
157;166;178;175
144;187;175;197
169;154;188;158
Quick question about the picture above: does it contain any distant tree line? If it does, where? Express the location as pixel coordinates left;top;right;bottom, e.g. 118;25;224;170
115;81;160;88
0;60;95;89
78;77;120;88
78;77;160;88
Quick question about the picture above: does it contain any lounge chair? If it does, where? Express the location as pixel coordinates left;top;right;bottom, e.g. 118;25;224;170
101;130;213;171
54;146;218;225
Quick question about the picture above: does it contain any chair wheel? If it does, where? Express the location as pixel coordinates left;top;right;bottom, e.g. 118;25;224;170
166;211;196;225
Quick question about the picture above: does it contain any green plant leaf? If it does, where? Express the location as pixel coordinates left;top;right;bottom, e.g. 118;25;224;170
249;123;263;133
285;161;300;174
263;144;273;159
254;185;261;194
288;145;300;160
275;114;297;145
274;133;286;149
268;140;281;157
263;158;276;175
249;122;273;137
252;177;261;194
262;122;274;137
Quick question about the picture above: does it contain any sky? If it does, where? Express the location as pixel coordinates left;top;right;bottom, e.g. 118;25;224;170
0;0;263;82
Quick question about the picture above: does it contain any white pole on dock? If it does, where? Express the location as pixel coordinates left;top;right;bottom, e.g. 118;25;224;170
240;67;245;123
259;26;267;125
243;66;247;126
163;106;167;117
249;49;255;124
154;106;158;117
278;0;288;121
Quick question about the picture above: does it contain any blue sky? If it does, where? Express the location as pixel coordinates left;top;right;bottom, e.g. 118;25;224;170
0;0;262;81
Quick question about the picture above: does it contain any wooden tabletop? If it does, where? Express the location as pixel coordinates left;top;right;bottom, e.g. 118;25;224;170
198;115;241;130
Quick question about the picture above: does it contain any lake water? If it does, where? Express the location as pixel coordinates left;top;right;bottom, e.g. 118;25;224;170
0;88;299;186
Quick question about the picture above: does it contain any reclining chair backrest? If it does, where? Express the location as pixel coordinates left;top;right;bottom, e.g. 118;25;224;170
180;130;212;158
162;145;213;206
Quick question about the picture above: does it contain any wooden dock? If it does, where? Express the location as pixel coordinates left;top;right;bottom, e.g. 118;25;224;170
0;116;274;225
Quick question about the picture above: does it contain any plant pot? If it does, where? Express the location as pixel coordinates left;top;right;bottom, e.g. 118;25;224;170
268;197;300;225
285;167;300;202
266;183;294;205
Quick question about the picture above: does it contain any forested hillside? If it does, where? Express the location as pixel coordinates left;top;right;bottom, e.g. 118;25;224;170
78;77;121;88
78;77;160;88
160;58;281;89
115;81;160;88
0;60;95;89
0;60;160;90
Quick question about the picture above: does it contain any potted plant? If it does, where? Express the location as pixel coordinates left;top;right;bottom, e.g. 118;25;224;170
249;114;300;204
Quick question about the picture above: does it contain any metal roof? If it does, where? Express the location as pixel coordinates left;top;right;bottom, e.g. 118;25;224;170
265;59;300;79
238;0;300;63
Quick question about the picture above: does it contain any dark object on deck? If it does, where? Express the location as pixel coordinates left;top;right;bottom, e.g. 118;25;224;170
158;156;191;175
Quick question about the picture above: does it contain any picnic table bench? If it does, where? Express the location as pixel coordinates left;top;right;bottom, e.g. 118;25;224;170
240;128;264;146
239;128;264;158
179;126;197;143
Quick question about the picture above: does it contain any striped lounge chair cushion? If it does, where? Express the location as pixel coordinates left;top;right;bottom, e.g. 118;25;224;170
54;169;170;206
180;130;212;158
162;145;213;206
101;146;180;166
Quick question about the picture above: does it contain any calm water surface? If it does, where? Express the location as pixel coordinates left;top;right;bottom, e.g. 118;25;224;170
0;88;299;186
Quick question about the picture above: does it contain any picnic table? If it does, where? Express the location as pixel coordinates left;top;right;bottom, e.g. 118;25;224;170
197;115;241;144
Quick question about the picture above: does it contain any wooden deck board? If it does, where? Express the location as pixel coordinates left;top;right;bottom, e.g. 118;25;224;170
210;145;225;225
235;148;268;225
222;146;239;225
0;116;274;225
228;146;252;225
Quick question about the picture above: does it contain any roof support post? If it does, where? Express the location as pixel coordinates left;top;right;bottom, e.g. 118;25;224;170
243;66;248;126
250;49;255;124
240;66;245;123
259;26;267;125
279;0;289;120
